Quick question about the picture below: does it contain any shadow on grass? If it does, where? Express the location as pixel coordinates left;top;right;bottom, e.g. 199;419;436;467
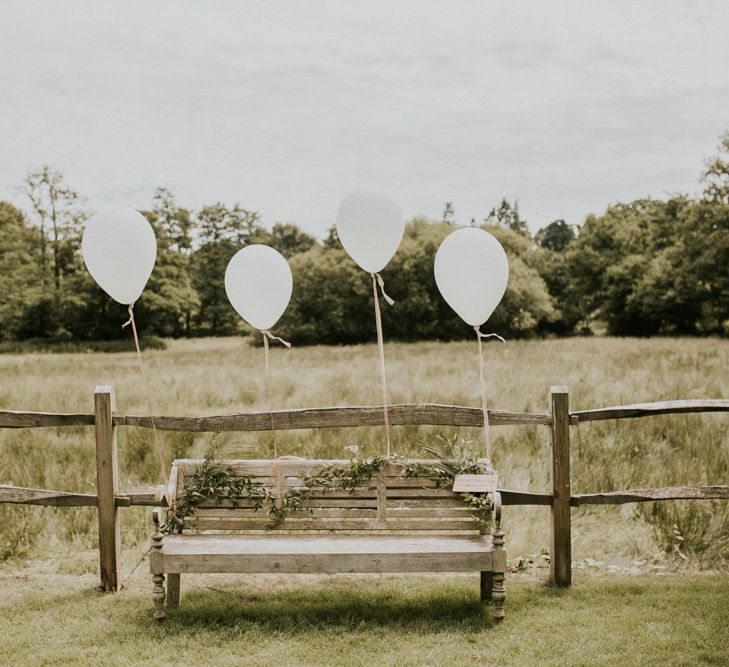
127;580;569;634
6;577;573;637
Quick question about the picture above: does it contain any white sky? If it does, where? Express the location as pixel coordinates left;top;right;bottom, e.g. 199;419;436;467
1;0;728;236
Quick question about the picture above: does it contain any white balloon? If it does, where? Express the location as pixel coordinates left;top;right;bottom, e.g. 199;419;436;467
225;245;293;331
434;227;509;327
336;186;404;273
82;205;157;305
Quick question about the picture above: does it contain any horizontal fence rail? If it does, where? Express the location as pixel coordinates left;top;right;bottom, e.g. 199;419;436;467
3;400;727;432
0;403;551;431
571;399;729;423
0;484;163;508
571;485;729;506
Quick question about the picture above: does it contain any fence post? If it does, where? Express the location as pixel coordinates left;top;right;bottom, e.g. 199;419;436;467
550;385;571;586
95;385;121;592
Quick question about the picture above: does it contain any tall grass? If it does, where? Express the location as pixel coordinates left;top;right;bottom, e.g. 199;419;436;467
0;337;727;566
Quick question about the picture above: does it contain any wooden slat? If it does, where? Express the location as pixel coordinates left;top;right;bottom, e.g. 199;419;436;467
0;484;97;507
194;508;379;519
154;534;493;573
572;399;729;423
184;518;479;531
571;485;729;506
0;410;94;429
124;488;166;507
120;403;550;431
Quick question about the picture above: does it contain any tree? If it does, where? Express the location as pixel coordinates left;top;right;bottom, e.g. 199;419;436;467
535;220;575;252
441;202;455;225
190;203;269;334
150;188;194;253
702;131;729;204
267;223;317;258
139;190;199;336
485;198;529;236
22;166;88;291
197;203;266;245
0;202;43;339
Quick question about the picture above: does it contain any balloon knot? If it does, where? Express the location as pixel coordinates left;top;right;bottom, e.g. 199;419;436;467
122;303;135;329
372;273;395;306
474;326;505;343
262;330;292;348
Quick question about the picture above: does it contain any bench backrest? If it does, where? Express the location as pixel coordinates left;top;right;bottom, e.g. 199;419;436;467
171;459;487;535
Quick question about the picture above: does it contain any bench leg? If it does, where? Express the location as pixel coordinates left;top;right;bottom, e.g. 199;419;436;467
152;573;166;622
492;572;505;621
167;573;180;609
480;572;493;602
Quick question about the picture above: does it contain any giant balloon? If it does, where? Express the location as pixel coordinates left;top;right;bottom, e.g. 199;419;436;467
82;205;157;304
225;245;293;331
434;227;509;326
336;186;404;273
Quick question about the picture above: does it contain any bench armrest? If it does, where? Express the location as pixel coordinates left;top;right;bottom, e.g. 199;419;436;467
492;491;502;532
162;464;179;508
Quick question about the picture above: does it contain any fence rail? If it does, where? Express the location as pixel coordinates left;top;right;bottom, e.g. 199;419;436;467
1;387;727;591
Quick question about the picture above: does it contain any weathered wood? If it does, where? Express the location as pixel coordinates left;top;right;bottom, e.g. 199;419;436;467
124;488;167;507
150;509;166;622
572;485;729;506
167;573;180;609
499;489;553;506
95;386;121;593
572;399;729;423
119;403;550;432
0;484;97;507
550;386;571;587
0;410;94;429
184;518;480;531
158;534;495;573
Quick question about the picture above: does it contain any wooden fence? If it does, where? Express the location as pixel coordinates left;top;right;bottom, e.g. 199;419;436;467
1;385;728;591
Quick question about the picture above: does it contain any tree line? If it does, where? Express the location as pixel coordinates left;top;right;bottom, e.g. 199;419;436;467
1;134;727;345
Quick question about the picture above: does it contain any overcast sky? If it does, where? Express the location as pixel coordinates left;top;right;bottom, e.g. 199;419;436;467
2;1;728;236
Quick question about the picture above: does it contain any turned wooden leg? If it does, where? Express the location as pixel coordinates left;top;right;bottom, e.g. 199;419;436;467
480;572;493;603
153;573;166;622
492;571;505;621
167;573;180;609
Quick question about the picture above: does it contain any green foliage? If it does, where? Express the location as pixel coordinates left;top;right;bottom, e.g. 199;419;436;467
163;443;495;532
398;437;494;529
4;132;729;342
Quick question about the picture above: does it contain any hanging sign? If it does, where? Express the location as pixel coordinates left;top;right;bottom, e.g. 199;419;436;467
452;473;499;493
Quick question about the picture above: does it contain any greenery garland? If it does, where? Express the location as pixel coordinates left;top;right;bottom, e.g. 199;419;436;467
162;441;493;534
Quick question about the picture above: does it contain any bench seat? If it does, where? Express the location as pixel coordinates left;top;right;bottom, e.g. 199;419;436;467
158;533;497;573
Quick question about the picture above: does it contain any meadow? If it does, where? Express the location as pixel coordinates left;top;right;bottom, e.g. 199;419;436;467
1;335;727;569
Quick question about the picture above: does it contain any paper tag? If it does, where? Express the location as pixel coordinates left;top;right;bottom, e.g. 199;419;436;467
452;473;498;493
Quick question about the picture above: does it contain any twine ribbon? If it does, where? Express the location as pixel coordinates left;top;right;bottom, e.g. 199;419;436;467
474;325;505;466
371;272;394;457
122;304;168;487
261;329;291;459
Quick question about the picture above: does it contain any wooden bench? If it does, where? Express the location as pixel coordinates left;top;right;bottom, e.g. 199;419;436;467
150;458;505;621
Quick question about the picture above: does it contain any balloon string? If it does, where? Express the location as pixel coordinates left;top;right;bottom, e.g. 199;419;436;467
261;329;291;459
122;304;169;488
371;272;393;457
474;325;505;467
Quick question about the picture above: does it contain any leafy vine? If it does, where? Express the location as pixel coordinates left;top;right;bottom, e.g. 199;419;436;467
162;439;494;533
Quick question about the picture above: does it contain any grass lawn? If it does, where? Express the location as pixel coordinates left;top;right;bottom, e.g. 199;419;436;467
1;567;727;666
